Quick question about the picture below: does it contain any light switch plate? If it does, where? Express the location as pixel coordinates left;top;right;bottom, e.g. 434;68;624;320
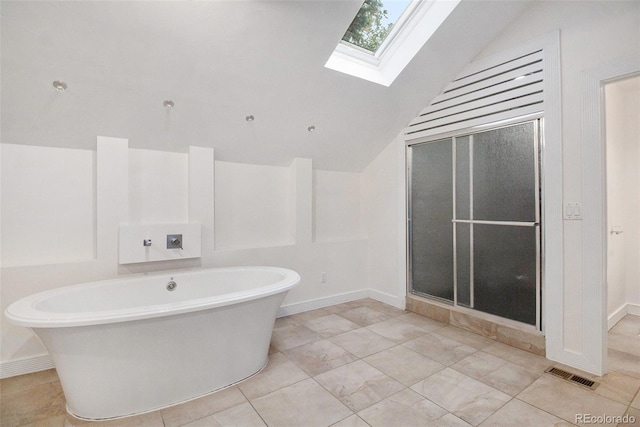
564;203;583;220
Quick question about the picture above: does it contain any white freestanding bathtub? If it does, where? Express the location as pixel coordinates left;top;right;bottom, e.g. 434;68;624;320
5;266;300;420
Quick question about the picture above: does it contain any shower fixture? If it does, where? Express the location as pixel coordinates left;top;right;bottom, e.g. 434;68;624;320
167;234;183;250
163;100;175;110
52;81;67;91
245;115;255;122
307;125;316;132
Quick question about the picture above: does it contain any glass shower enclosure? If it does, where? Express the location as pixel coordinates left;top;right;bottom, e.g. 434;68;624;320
408;119;541;329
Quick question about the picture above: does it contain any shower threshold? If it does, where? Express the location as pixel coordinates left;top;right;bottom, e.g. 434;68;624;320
406;294;545;356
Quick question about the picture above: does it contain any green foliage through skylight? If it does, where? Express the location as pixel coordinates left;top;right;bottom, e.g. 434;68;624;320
341;0;411;53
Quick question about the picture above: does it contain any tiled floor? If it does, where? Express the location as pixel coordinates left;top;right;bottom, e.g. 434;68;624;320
2;299;639;426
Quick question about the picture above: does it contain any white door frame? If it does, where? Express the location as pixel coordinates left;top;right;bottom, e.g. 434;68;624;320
581;54;640;375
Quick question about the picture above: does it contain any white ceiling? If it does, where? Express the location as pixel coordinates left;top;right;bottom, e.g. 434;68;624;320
1;1;532;172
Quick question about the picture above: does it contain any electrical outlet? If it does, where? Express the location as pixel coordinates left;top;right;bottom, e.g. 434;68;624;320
321;272;327;283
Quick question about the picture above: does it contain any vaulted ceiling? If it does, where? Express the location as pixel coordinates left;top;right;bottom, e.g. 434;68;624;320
1;1;532;171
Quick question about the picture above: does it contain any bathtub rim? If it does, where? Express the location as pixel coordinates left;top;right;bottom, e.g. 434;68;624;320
5;266;300;329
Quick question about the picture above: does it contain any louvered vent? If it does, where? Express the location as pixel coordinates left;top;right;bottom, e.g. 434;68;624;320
545;367;599;390
405;50;545;141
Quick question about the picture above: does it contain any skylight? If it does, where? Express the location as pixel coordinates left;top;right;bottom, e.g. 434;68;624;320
326;0;461;87
341;0;413;54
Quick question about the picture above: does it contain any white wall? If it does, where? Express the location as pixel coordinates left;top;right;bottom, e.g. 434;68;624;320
606;75;640;323
361;136;405;303
314;169;362;243
0;139;372;377
215;161;294;250
129;149;188;224
477;0;639;365
1;144;95;267
362;0;640;374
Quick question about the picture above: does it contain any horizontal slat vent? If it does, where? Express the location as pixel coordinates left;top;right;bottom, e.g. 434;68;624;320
406;50;544;140
545;366;600;390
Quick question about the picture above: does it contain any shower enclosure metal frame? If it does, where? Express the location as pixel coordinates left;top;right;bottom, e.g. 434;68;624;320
407;116;543;331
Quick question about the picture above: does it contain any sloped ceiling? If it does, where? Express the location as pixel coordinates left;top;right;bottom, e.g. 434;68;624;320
0;0;532;172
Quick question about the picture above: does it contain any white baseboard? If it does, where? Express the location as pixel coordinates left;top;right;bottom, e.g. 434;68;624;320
608;303;640;330
627;303;640;316
3;289;404;379
277;290;369;317
367;289;405;310
0;354;54;379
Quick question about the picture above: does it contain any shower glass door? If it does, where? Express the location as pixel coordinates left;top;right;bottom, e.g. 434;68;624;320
408;120;541;327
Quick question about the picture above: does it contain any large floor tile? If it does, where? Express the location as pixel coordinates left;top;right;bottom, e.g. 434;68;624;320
632;389;640;409
403;333;477;366
314;360;404;412
608;348;640;379
251;378;352;427
432;326;496;350
358;388;471;427
479;398;571;427
67;411;165;427
12;300;638;427
288;307;341;323
395;313;448;332
331;414;371;427
160;386;247;427
623;407;640;427
284;339;359;377
366;318;428;343
304;314;361;337
363;345;444;386
608;333;640;357
237;352;309;400
65;411;165;426
0;369;60;395
593;370;640;406
358;300;407;318
517;374;628;425
610;315;640;338
0;381;66;427
451;351;540;396
411;368;511;426
271;323;323;351
329;328;396;358
182;402;266;427
339;307;391;327
482;341;551;373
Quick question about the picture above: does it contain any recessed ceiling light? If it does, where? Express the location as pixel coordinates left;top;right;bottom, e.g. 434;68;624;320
307;125;316;132
245;115;255;122
163;100;175;110
52;81;67;91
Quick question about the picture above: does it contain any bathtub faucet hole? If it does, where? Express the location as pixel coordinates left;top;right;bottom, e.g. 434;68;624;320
167;281;177;291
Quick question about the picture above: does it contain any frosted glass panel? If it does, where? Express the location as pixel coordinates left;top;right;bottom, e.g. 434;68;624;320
408;120;540;327
455;136;470;220
410;140;454;301
473;224;537;325
456;223;471;307
473;123;536;222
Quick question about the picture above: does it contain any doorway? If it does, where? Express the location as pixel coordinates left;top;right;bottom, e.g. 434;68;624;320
581;55;640;375
605;75;640;332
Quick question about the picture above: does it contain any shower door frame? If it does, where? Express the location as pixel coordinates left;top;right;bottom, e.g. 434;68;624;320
406;115;544;332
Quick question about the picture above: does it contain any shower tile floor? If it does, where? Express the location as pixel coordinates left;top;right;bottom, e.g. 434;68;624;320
2;299;639;426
